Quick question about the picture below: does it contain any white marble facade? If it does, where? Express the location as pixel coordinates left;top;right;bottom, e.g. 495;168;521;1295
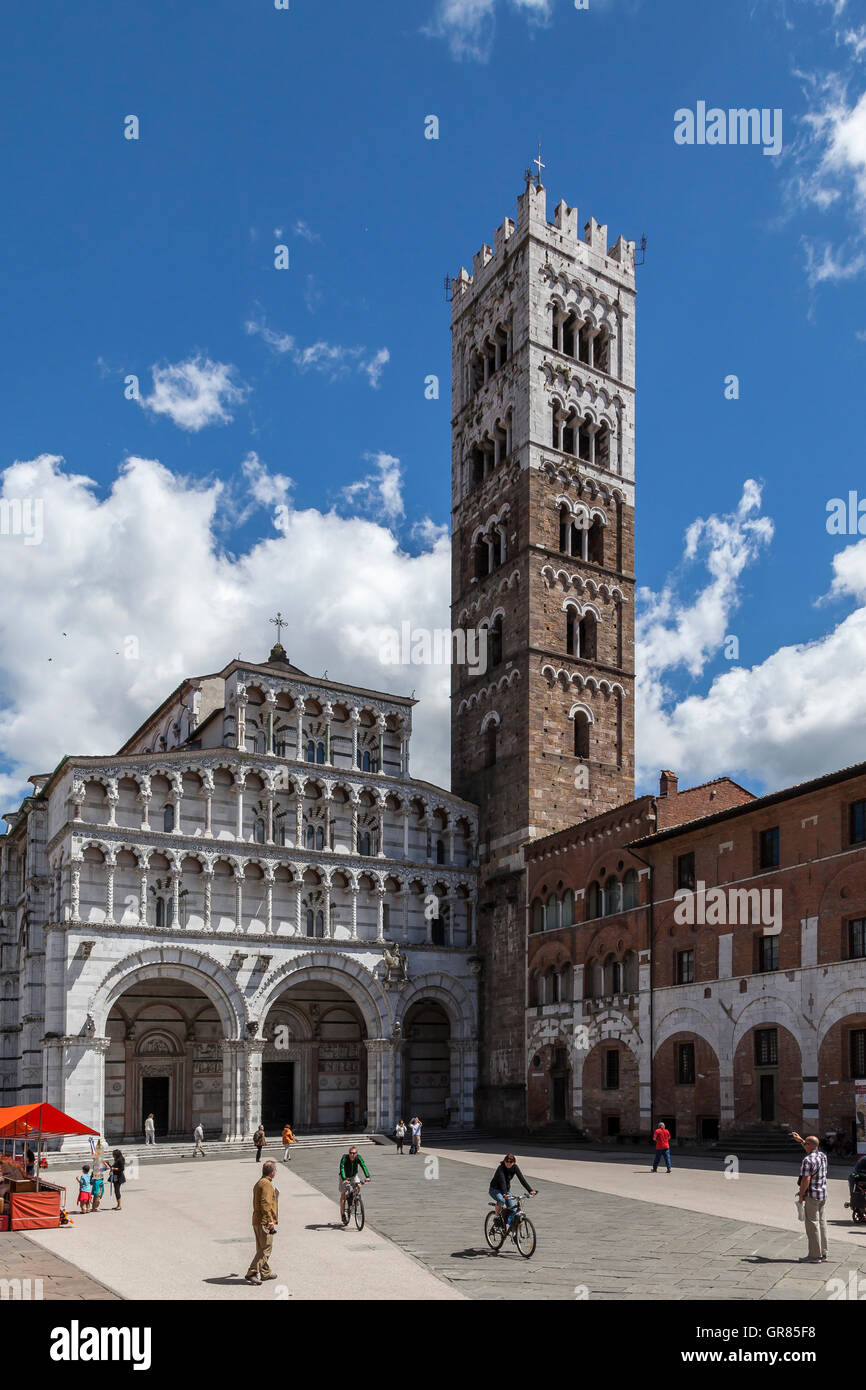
0;649;480;1142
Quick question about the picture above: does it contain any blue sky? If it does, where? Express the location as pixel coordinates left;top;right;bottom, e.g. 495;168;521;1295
2;0;866;805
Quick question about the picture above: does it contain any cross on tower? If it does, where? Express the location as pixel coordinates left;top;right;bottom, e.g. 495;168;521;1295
270;612;287;644
533;141;545;188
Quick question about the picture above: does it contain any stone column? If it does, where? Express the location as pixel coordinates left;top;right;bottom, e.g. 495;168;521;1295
402;886;410;942
104;856;116;924
106;788;118;827
139;863;149;927
235;778;245;840
139;791;151;832
350;709;360;767
324;797;332;852
171;870;181;930
236;696;247;752
376;886;385;943
295;795;304;848
351;805;358;855
266;792;274;845
235;870;244;934
364;1038;392;1132
351;885;359;940
376;716;386;773
296;701;304;761
448;823;455;864
265;872;274;936
402;808;410;858
202;868;213;933
203;786;213;838
295;878;303;937
324;702;333;765
172;780;183;836
266;692;276;755
70;861;81;921
324;879;332;940
377;804;386;858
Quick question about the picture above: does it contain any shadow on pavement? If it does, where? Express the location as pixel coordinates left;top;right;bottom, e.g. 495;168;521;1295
203;1275;254;1286
304;1222;344;1231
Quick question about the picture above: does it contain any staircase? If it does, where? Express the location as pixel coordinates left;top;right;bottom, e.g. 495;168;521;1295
53;1132;385;1161
720;1124;799;1155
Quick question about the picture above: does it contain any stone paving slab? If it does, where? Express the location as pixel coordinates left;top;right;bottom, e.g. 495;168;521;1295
288;1144;866;1302
0;1232;121;1301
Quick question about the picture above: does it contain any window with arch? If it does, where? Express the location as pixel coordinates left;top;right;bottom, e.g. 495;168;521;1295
623;950;639;992
488;614;503;668
306;908;325;939
306;739;325;764
431;901;449;946
578;612;597;660
485;719;498;768
357;749;373;773
561;889;575;927
604;876;622;916
435;838;445;865
154;895;174;930
588;515;605;565
474;536;490;580
531;900;544;933
254;817;265;844
573;711;591;760
163;803;175;833
622;869;638;910
587;881;602;919
545;896;559;931
358;830;373;856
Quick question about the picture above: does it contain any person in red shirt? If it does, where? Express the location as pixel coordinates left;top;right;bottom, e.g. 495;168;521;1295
652;1120;672;1173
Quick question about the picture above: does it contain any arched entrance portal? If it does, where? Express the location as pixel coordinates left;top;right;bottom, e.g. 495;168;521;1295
104;977;223;1141
262;980;368;1131
402;1000;451;1126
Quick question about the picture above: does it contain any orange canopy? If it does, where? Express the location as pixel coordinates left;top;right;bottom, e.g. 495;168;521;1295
0;1103;99;1139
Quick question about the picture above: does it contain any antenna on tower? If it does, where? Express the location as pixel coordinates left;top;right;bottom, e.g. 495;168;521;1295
443;273;452;302
635;234;647;267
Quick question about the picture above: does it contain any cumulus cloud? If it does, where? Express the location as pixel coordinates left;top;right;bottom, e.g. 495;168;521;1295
636;480;866;793
0;453;451;806
138;355;248;432
425;0;551;62
341;452;405;523
245;315;389;388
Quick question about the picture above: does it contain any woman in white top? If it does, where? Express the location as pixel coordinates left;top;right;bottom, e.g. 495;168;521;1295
395;1120;406;1154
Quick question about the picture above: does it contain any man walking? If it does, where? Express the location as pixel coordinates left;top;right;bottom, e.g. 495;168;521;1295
144;1113;155;1146
281;1123;295;1162
193;1122;206;1158
652;1119;672;1173
245;1160;279;1286
253;1123;266;1162
792;1132;828;1263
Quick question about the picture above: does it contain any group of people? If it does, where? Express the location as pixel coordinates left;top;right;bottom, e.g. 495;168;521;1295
76;1151;126;1213
394;1117;422;1154
250;1124;297;1163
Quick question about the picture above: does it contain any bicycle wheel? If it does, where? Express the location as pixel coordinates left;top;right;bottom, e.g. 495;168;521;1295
514;1215;536;1259
354;1193;365;1230
341;1198;350;1227
484;1211;506;1251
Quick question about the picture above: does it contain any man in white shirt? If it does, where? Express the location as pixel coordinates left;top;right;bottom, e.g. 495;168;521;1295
193;1122;206;1158
144;1113;155;1145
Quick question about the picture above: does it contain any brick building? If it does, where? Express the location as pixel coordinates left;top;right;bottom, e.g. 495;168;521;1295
526;764;866;1142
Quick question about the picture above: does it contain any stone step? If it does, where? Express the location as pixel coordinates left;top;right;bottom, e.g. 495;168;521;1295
54;1133;384;1159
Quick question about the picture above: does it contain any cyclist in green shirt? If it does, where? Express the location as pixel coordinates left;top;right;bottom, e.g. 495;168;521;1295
339;1145;371;1222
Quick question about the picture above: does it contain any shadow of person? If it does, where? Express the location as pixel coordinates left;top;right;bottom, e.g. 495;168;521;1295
450;1247;498;1259
305;1222;344;1231
203;1275;255;1285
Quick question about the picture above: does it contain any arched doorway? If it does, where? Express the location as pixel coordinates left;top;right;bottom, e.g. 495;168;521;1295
262;980;368;1131
402;1000;451;1125
104;977;223;1141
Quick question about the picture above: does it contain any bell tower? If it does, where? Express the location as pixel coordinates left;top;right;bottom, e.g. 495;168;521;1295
450;175;637;1125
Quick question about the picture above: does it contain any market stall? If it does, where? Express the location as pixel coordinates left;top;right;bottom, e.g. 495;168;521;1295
0;1103;99;1231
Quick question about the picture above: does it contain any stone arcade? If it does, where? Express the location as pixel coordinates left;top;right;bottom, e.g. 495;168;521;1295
0;644;480;1141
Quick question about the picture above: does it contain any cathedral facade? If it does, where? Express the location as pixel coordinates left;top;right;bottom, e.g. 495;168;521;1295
0;646;479;1141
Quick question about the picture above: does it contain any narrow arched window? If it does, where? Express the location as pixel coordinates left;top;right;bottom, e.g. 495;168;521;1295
306;908;314;936
579;613;597;661
532;900;544;933
305;825;315;849
588;517;604;566
306;739;316;763
436;838;445;864
561;889;574;926
362;750;371;773
485;721;498;768
254;817;265;844
315;825;324;851
604;877;621;916
559;505;570;553
475;537;489;580
155;896;165;930
587;882;602;919
623;869;638;910
163;803;174;833
574;712;590;760
316;741;325;764
489;615;503;668
315;910;324;938
545;896;559;931
566;609;576;656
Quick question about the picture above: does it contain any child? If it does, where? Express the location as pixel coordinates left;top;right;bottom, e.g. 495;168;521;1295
90;1161;106;1211
77;1164;93;1213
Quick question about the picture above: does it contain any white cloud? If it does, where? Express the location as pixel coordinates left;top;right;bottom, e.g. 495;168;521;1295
245;315;389;388
0;453;452;806
425;0;551;62
341;452;405;523
636;480;866;793
293;220;321;243
139;355;247;432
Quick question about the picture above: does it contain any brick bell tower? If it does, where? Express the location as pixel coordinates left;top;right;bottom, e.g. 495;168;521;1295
450;175;637;1127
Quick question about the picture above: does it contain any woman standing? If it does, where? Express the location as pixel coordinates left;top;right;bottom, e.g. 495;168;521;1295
109;1150;126;1209
395;1119;406;1154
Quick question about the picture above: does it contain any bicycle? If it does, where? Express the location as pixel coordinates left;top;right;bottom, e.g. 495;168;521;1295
341;1178;366;1231
484;1192;536;1258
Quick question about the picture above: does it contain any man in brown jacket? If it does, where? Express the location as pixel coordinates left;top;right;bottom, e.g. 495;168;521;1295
245;1160;279;1285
